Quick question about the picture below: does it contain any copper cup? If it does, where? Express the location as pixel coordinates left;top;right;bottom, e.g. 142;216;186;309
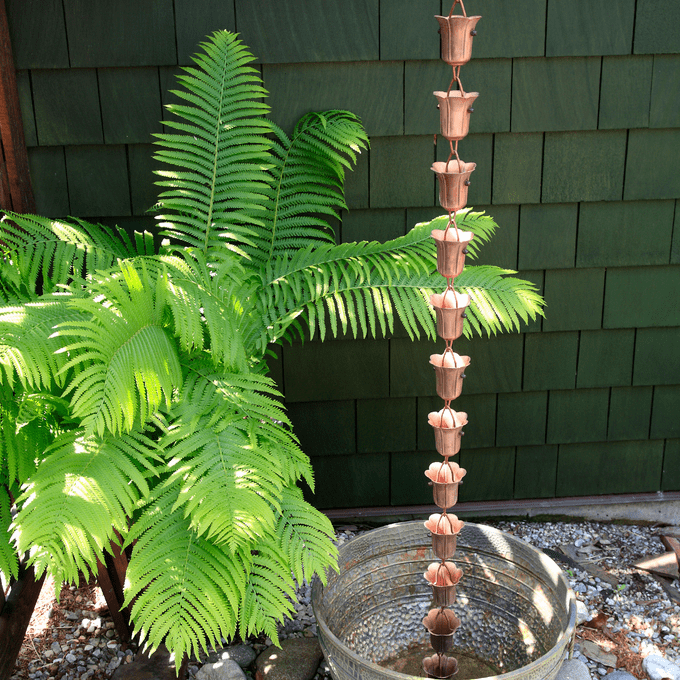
423;653;459;679
434;90;479;141
431;227;474;279
432;161;476;213
429;352;471;401
435;14;481;66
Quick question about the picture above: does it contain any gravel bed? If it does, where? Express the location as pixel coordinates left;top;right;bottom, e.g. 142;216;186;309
14;520;680;680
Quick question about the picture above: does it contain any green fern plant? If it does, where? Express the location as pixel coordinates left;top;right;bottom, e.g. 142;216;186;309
0;31;543;666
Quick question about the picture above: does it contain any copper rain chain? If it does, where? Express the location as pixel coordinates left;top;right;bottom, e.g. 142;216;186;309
423;1;480;677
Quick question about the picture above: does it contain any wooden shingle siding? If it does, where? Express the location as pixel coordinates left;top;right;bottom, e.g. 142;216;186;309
672;201;680;264
492;133;543;205
603;266;680;328
541;268;605;332
598;56;653;130
651;387;680;439
496;391;548;447
624;130;680;200
542;130;627;203
15;72;36;147
98;68;163;144
524;332;579;392
607;386;654;442
576;330;636;389
8;0;680;507
234;0;379;64
650;56;680;129
517;203;577;270
263;61;404;136
514;446;559;499
545;0;635;57
6;0;69;69
32;69;103;146
466;0;546;59
556;441;664;495
173;0;236;66
63;0;177;67
26;146;69;216
512;58;602;133
634;0;680;55
662;440;680;490
576;200;676;268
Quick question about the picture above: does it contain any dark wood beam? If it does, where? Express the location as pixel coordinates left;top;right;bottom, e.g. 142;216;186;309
0;0;35;214
0;566;45;680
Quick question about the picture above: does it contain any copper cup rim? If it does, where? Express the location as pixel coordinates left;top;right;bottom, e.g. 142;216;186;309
429;291;471;310
431;228;475;244
430;412;469;431
429;353;471;370
433;89;480;101
424;463;467;485
425;512;465;535
432;160;476;176
423;654;459;679
435;13;482;22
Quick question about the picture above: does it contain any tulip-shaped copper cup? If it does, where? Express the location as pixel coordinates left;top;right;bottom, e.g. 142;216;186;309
429;350;471;401
432;160;476;213
435;14;481;66
428;408;468;458
424;560;463;607
424;511;465;560
423;653;459;679
423;607;462;653
435;90;479;141
425;460;468;510
429;291;470;342
431;227;474;279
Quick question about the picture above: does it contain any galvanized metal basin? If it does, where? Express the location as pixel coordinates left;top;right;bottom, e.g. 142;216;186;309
312;521;576;680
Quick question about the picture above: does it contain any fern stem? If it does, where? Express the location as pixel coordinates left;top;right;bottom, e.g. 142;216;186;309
266;141;294;267
203;52;230;255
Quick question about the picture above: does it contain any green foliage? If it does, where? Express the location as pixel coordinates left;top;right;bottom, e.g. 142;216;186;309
0;30;543;668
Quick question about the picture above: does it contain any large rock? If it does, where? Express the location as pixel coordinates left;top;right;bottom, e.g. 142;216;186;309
255;638;324;680
606;671;638;680
206;645;257;669
575;600;589;626
555;658;591;680
643;654;680;680
111;645;186;680
196;659;246;680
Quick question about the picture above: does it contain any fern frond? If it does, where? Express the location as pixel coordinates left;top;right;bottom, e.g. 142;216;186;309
55;262;182;436
256;222;439;344
123;483;247;663
275;486;338;586
239;543;296;646
253;111;369;265
13;428;159;583
0;298;82;390
0;212;154;293
1;390;70;487
456;264;545;337
160;250;251;371
0;483;18;582
153;32;273;257
163;367;289;550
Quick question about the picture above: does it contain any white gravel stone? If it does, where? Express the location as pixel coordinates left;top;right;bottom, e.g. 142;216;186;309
643;654;680;680
555;658;591;680
196;660;246;680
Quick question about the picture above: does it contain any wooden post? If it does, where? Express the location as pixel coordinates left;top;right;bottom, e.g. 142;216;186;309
96;554;131;642
0;0;35;214
0;567;46;680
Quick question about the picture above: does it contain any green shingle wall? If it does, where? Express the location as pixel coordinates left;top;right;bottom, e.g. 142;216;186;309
9;0;680;509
